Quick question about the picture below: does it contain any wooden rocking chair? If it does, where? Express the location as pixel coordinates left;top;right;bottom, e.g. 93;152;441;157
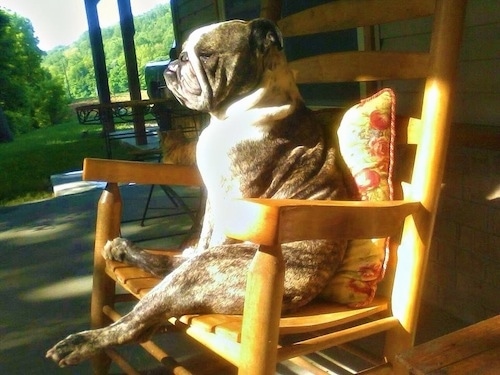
81;0;466;373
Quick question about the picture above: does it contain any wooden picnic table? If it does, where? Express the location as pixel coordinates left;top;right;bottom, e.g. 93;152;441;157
75;98;178;157
75;98;207;158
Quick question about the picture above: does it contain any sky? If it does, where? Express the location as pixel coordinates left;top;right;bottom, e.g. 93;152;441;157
0;0;168;51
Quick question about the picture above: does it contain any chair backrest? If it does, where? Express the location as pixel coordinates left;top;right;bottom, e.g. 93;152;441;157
260;0;467;341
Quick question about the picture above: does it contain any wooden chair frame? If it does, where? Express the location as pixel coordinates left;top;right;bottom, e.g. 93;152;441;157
81;0;467;373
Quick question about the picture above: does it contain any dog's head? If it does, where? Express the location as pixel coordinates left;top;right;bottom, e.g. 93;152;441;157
164;19;285;116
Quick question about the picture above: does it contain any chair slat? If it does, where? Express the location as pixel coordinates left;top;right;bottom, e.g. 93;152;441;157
277;317;400;362
105;262;161;298
178;314;244;342
171;297;389;343
109;262;158;281
214;321;244;341
179;314;236;332
83;158;202;187
119;276;159;296
277;0;435;36
290;52;430;84
278;297;389;335
395;116;423;145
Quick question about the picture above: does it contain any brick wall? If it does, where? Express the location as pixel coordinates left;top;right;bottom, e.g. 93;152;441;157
424;145;500;323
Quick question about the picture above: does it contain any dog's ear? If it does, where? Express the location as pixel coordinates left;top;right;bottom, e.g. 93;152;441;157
249;18;283;52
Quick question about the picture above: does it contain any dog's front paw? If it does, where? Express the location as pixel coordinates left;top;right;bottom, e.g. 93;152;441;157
46;331;100;367
102;237;134;262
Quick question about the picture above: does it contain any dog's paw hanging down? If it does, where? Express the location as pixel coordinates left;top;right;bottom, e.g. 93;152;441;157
46;18;357;368
46;330;103;368
103;237;187;278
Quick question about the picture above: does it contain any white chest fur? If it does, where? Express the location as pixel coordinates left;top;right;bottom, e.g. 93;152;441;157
195;116;267;248
196;116;265;201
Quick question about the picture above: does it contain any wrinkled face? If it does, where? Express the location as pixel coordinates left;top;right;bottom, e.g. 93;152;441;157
164;19;282;115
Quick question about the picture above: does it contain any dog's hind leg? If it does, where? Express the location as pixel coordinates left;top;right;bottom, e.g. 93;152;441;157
46;245;253;367
47;240;344;368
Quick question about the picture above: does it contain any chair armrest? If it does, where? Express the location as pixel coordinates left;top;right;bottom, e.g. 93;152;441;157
223;198;422;246
82;158;203;187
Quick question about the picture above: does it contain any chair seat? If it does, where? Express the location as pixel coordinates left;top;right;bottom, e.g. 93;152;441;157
106;260;162;297
105;259;390;343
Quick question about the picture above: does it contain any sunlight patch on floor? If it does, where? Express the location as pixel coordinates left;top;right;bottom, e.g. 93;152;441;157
21;275;93;301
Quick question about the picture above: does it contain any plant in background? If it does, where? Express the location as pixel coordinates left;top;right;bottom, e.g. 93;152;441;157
0;9;69;136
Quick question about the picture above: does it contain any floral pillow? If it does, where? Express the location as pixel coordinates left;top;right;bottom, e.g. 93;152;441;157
320;88;395;307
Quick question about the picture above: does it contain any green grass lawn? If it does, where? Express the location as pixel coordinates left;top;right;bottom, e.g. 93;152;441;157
0;120;133;206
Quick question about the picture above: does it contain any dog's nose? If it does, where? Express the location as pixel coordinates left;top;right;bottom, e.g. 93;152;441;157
165;60;178;74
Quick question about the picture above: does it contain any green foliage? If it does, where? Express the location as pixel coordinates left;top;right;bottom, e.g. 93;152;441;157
0;9;69;135
43;4;174;100
3;110;31;135
0;4;173;136
0;118;131;206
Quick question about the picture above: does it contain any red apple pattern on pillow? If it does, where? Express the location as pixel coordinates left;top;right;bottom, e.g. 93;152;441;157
337;88;394;202
320;88;395;307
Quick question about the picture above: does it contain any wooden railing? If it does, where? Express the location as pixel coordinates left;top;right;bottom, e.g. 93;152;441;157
74;98;172;125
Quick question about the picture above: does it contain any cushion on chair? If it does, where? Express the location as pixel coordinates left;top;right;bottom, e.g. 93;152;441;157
320;88;396;307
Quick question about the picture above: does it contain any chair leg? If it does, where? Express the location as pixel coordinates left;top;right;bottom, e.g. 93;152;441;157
239;245;285;374
140;184;157;226
160;185;197;221
91;352;112;375
90;184;122;374
141;185;186;226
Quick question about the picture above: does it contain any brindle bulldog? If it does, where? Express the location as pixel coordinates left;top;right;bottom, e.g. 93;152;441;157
47;18;358;368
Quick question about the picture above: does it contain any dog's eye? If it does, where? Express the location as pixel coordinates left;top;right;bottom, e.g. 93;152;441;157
199;54;210;64
179;52;189;62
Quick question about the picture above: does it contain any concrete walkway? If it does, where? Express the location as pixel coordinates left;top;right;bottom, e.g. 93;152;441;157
0;181;199;374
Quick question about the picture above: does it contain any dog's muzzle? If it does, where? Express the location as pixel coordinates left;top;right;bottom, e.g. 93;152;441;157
164;58;205;110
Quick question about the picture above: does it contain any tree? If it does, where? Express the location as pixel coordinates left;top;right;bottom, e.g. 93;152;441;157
0;9;68;135
42;4;175;100
0;107;13;142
